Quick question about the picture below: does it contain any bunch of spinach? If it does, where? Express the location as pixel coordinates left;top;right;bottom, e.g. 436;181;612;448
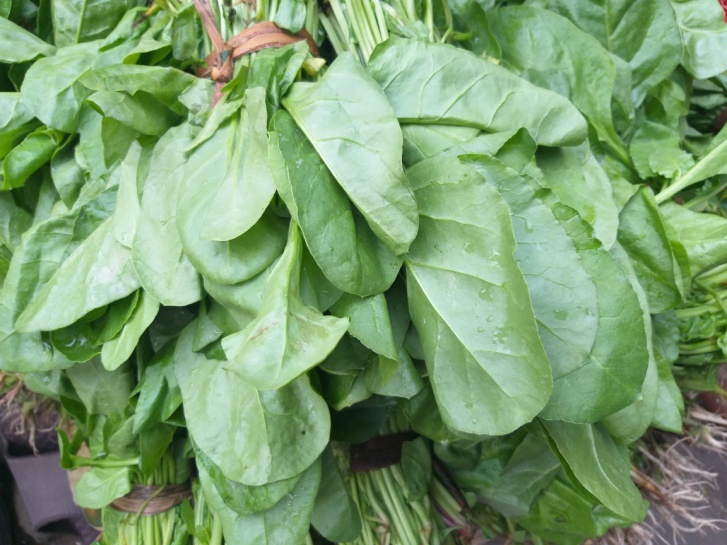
2;0;727;544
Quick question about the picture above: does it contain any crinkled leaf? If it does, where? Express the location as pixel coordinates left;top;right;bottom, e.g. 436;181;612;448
283;53;418;255
367;39;588;147
174;323;329;485
269;110;402;296
222;225;348;391
405;157;552;436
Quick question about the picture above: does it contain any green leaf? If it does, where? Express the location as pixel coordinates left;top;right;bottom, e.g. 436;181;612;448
401;438;432;501
73;466;131;509
530;0;681;106
101;291;159;371
540;420;648;521
222;225;349;391
66;358;134;414
0;17;56;62
536;145;622;250
195;445;301;516
0;93;39;160
486;6;626;159
0;193;32;251
1;127;60;190
283;53;419;256
310;447;362;542
272;0;306;33
15;208;141;333
200;88;275;242
174;323;330;485
330;293;398;360
269;110;402;296
367;39;588;147
617;187;684;313
132;125;201;306
629;121;693;179
133;340;181;433
51;0;138;47
462;156;600;408
200;457;321;545
655;138;727;203
672;0;727;79
650;312;684;432
79;65;198;116
401;124;484;166
87;90;180;136
405;157;552;436
535;190;649;422
660;202;727;276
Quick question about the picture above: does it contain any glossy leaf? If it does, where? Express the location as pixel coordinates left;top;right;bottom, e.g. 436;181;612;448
367;39;588;147
405;157;552;436
672;0;727;79
269;110;402;296
222;225;348;391
330;293;398;360
283;53;419;255
51;0;138;47
101;291;159;371
1;127;60;190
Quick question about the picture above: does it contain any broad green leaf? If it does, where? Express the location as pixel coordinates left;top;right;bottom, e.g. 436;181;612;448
617;187;683;313
650;312;684;432
516;475;632;545
486;6;626;159
0;193;32;251
66;358;134;414
51;139;86;208
330;293;398;360
310;447;362;542
0;93;39;160
101;291;159;371
629;121;693;179
139;424;175;476
222;225;348;391
174;323;330;485
20;42;99;133
401;438;432;500
51;0;138;47
79;65;198;115
529;0;681;106
73;467;131;509
672;0;727;79
269;111;402;296
463;156;600;398
660;202;727;276
401;124;484;166
532;185;648;422
0;17;56;62
87;90;179;136
134;341;181;433
600;243;658;444
540;420;648;521
1;127;60;190
367;39;588;147
537;146;620;250
201;457;321;545
195;445;301;516
15;216;141;332
405;157;552;436
203;269;272;333
132;125;201;306
283;53;419;255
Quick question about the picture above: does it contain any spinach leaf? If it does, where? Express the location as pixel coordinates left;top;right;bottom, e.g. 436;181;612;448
73;466;132;509
283;53;419;255
221;225;349;391
405;157;552;436
367;39;588;147
672;0;727;79
174;323;329;485
269;110;403;296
